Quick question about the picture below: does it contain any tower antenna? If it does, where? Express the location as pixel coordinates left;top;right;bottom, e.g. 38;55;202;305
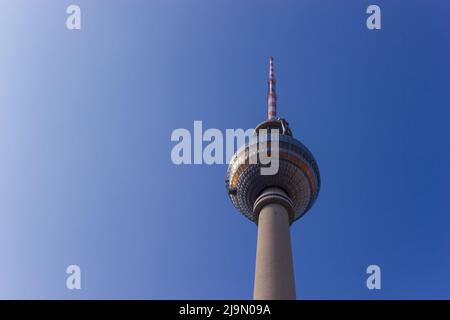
267;56;277;120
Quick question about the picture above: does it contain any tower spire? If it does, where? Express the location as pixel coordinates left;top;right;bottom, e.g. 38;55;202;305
267;56;277;120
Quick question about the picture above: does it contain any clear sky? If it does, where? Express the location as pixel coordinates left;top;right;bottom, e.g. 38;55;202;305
0;0;449;299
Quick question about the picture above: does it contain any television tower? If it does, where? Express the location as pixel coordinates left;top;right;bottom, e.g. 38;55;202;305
226;57;321;300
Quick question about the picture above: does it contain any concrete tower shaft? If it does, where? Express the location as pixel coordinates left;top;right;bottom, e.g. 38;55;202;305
253;188;296;299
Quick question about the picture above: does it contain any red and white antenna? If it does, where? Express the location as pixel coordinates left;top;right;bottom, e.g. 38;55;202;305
267;56;277;120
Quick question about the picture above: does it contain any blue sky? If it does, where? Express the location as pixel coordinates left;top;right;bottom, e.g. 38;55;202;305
0;0;449;299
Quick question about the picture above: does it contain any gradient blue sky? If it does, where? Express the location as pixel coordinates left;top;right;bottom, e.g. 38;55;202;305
0;1;449;299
